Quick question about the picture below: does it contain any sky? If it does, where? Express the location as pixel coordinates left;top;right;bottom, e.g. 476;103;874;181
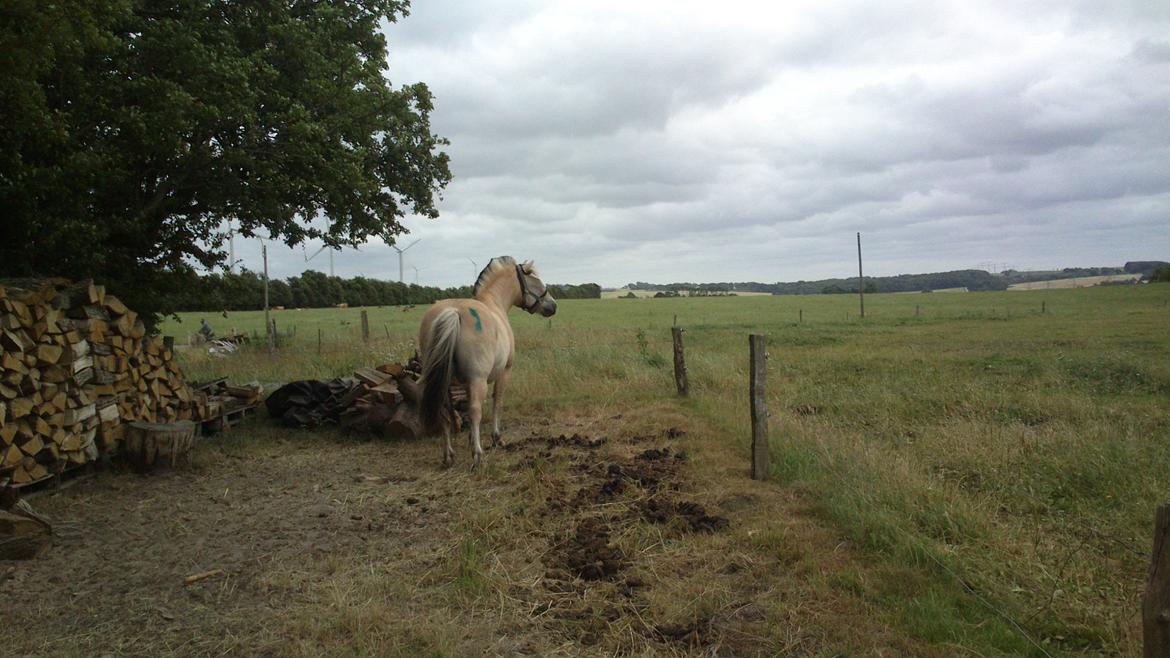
237;0;1170;288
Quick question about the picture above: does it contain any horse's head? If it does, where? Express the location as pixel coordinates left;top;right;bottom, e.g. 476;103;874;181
516;260;557;317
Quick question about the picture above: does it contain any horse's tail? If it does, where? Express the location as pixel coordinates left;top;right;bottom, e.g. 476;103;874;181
419;307;460;434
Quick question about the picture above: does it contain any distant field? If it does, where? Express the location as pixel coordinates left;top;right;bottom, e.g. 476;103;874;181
1008;273;1141;290
150;285;1170;655
601;288;773;299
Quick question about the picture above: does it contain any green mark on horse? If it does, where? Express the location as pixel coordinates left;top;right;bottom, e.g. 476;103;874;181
469;308;483;333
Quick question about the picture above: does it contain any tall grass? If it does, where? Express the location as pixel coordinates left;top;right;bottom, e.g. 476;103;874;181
162;284;1170;655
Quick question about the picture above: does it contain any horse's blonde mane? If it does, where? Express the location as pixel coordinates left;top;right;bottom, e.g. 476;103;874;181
472;256;538;297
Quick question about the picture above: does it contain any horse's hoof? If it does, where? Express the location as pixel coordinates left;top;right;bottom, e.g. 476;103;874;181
471;454;484;471
490;432;504;448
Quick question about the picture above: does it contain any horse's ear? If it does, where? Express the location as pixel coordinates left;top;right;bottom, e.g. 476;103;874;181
522;259;535;274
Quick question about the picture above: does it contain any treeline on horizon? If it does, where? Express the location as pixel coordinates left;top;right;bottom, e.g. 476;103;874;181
169;270;601;312
626;263;1166;295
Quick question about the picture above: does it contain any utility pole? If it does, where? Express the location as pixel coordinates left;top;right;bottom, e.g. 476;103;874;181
392;239;420;283
262;243;272;352
228;220;235;274
857;232;865;319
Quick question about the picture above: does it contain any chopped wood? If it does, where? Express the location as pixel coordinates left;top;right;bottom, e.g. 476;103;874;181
353;367;391;387
0;509;52;559
103;294;129;316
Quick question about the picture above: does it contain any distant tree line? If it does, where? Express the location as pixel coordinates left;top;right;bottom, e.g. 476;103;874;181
626;264;1167;295
627;269;1012;295
168;271;599;312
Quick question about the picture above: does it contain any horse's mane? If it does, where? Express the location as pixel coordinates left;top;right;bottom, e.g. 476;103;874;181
472;256;539;297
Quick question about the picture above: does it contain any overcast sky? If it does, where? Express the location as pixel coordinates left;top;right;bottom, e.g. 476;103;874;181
240;0;1170;288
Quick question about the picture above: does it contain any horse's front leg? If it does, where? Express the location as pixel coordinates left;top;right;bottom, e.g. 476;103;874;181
490;368;510;448
468;378;489;469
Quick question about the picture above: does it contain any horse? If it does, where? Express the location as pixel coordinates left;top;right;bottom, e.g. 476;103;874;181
417;256;557;467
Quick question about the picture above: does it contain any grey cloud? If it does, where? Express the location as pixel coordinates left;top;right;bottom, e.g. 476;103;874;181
322;0;1170;288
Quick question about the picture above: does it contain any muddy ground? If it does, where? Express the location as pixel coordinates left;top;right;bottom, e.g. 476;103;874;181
1;413;927;657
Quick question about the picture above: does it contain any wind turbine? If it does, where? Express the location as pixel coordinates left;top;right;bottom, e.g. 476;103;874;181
392;238;420;283
468;257;479;281
411;265;425;285
303;243;336;276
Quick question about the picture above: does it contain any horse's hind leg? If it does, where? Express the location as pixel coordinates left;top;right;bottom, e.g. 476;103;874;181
490;368;510;447
441;421;455;467
467;378;489;468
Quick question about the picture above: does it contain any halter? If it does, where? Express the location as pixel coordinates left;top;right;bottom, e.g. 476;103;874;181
516;265;547;313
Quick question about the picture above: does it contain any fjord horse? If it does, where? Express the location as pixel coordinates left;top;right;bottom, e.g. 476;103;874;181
417;256;557;467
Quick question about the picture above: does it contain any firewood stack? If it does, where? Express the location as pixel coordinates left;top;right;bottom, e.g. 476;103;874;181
1;279;205;487
266;359;468;439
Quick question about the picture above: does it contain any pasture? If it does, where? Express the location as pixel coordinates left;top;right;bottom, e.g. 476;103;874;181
4;285;1168;656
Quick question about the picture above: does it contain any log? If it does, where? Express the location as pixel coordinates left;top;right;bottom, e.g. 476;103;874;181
0;509;52;559
386;404;422;440
397;377;421;405
122;421;196;471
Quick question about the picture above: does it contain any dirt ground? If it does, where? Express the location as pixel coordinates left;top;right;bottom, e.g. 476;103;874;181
1;409;931;657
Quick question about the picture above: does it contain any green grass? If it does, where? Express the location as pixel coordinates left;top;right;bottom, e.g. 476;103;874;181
162;284;1170;656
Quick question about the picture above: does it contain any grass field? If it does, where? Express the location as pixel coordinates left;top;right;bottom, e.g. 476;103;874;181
153;285;1170;654
1008;274;1142;290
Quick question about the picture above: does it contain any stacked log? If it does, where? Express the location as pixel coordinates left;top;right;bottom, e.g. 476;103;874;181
1;279;205;487
266;360;465;439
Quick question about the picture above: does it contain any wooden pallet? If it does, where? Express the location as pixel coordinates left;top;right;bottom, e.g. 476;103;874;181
1;460;100;495
200;401;260;435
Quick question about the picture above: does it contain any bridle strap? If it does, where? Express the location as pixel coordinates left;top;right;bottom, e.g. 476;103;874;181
516;265;546;312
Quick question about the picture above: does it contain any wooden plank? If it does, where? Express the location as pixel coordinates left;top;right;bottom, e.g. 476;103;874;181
749;334;770;481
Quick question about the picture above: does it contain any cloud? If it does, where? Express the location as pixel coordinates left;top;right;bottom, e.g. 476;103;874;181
241;0;1170;289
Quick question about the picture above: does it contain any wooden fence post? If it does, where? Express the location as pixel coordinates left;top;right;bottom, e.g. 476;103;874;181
671;327;688;396
1042;301;1046;314
1144;503;1170;657
361;310;370;342
317;328;322;354
799;309;803;323
749;334;769;480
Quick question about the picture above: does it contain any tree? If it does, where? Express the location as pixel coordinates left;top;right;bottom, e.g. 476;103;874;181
1151;265;1170;283
0;1;451;328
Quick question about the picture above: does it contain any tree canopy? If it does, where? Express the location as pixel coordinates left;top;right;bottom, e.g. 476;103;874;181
0;0;451;326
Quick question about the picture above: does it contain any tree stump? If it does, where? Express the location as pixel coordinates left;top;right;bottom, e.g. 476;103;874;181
123;421;196;471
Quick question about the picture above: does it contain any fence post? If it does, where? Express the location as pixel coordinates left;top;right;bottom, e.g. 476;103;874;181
361;309;370;342
749;334;769;481
671;326;689;396
1144;503;1170;657
384;324;391;339
317;328;322;354
799;309;803;323
1042;301;1046;314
